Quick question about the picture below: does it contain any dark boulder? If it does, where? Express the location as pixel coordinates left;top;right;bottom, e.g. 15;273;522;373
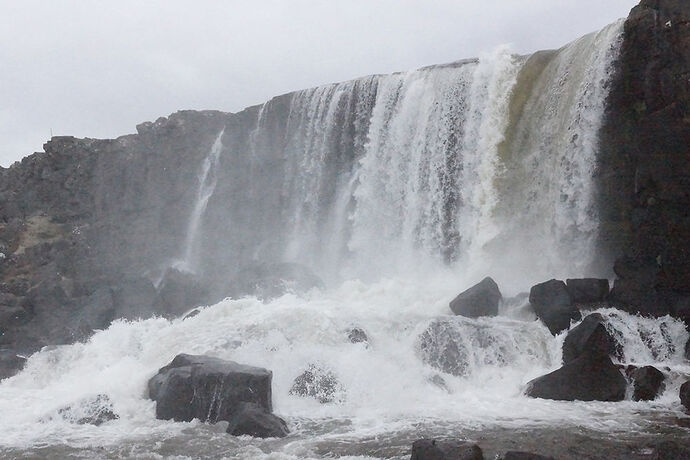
230;262;324;300
449;277;502;318
0;349;27;380
565;278;609;304
410;439;483;460
562;313;620;363
525;350;626;401
57;394;119;425
148;354;272;423
501;452;554;460
630;365;665;401
289;364;344;403
418;319;469;377
347;327;369;345
651;441;690;460
685;337;690;361
154;268;210;318
529;279;580;335
680;380;690;411
226;402;289;438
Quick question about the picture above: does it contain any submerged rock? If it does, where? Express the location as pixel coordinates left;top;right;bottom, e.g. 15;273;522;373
525;350;626;401
418;319;469;377
347;327;369;345
290;364;344;403
148;354;273;423
630;365;665;401
565;278;609;304
449;277;502;318
562;313;620;363
680;380;690;411
226;402;289;438
57;394;118;425
529;279;580;335
410;439;483;460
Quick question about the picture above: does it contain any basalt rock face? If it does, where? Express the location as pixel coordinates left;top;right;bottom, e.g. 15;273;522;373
0;111;235;356
598;0;690;319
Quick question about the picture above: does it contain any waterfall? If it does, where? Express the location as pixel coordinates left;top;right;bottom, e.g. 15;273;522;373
211;21;623;291
174;129;224;274
5;19;678;459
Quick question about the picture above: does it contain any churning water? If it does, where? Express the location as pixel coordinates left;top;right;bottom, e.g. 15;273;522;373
1;20;688;459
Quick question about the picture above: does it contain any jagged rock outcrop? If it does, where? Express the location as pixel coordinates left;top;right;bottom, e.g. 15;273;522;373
598;0;690;320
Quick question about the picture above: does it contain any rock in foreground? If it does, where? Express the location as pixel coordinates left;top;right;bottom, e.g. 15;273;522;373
529;279;580;335
226;402;289;438
449;277;502;318
410;439;483;460
148;354;272;423
525;351;626;401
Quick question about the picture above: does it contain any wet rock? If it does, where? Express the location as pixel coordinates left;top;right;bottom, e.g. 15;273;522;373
418;319;469;377
630;365;665;401
562;313;620;363
154;268;210;318
347;327;368;345
289;364;344;403
449;277;502;318
410;439;483;460
525;350;626;401
529;279;580;335
501;452;554;460
226;402;289;438
148;354;273;422
680;380;690;411
230;262;324;300
565;278;609;304
0;349;27;380
57;394;119;425
685;337;690;361
651;441;690;460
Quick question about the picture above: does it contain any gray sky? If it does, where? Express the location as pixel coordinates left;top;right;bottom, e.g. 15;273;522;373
0;0;638;166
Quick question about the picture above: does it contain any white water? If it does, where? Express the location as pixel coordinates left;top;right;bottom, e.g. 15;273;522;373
2;19;687;460
173;129;225;274
0;277;688;455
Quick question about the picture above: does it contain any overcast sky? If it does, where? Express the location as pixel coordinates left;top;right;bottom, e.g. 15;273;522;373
0;0;638;166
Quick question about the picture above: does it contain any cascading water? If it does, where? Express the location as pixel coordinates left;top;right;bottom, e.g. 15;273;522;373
173;129;224;274
1;19;688;460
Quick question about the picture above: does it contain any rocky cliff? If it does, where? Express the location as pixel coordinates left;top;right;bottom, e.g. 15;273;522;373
0;0;688;378
598;0;690;319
